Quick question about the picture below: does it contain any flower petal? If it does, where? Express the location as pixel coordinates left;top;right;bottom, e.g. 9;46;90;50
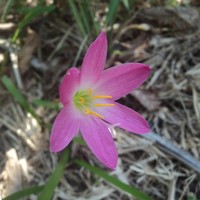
80;117;117;169
97;102;150;134
81;32;107;85
59;67;80;105
50;105;80;152
95;63;151;100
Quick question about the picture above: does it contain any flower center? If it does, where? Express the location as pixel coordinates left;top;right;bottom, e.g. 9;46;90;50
73;88;114;119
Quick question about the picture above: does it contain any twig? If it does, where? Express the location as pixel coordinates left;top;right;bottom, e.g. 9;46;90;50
9;47;23;89
178;174;196;200
142;132;200;174
0;39;23;89
168;178;176;200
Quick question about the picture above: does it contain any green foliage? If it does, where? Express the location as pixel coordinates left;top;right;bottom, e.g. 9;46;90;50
74;137;86;145
68;0;123;36
166;0;179;6
37;148;69;200
3;149;69;200
1;0;15;22
3;186;44;200
68;0;99;37
106;0;121;27
122;0;130;10
75;159;154;200
32;99;59;110
188;195;197;200
0;0;55;41
0;1;171;200
1;76;60;127
68;0;86;36
1;75;37;118
12;3;55;42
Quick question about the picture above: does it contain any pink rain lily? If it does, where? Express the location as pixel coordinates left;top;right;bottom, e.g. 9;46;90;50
50;32;151;169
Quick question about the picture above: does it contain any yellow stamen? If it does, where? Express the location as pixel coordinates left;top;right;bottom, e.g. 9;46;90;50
92;95;112;99
88;88;93;96
85;108;104;119
79;97;85;104
94;104;115;107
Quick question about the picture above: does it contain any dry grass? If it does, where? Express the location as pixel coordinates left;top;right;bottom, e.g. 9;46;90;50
0;3;200;200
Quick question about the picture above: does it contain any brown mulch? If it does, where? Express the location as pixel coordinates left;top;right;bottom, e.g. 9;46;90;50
0;3;200;200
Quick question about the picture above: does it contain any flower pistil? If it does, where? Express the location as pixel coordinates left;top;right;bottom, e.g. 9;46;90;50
73;88;114;119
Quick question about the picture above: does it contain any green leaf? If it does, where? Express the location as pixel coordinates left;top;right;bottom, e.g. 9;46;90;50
68;0;100;37
74;137;86;146
75;159;154;200
32;99;59;110
12;4;55;42
17;4;55;15
2;75;29;109
78;2;91;35
3;149;69;200
72;35;88;67
106;0;121;26
85;0;100;34
68;0;86;37
122;0;130;10
37;148;69;200
1;75;37;117
1;0;15;22
3;186;44;200
188;195;197;200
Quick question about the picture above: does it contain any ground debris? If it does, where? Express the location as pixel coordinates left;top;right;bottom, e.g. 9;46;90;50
1;2;200;200
136;6;200;34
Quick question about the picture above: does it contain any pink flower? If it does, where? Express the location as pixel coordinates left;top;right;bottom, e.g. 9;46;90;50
50;32;151;169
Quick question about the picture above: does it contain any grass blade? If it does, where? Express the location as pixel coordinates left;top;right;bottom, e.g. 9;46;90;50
68;0;86;37
1;75;39;120
1;0;14;22
32;99;59;110
2;75;32;113
85;0;100;35
72;35;88;67
74;137;86;145
3;186;44;200
37;148;69;200
78;2;91;35
12;4;55;42
75;159;154;200
122;0;130;10
106;0;121;26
